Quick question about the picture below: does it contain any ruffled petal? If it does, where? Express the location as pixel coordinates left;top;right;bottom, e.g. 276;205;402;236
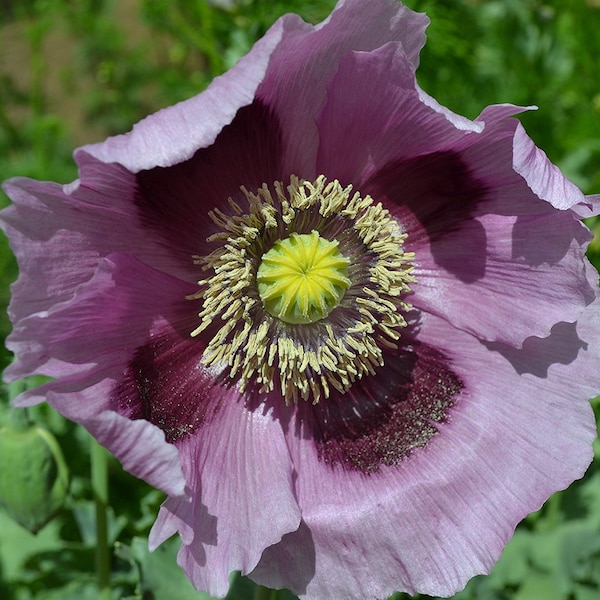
408;210;595;346
8;355;187;498
132;100;284;265
257;0;429;177
149;395;301;597
512;122;587;210
316;42;482;185
4;252;198;382
4;251;200;499
363;118;596;346
77;18;288;172
251;301;598;599
572;192;600;218
0;162;193;325
84;406;186;498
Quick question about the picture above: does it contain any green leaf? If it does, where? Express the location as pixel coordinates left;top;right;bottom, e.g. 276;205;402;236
71;500;127;546
0;509;64;582
32;579;98;600
574;583;600;600
514;575;566;600
127;536;214;600
559;524;600;585
486;529;533;589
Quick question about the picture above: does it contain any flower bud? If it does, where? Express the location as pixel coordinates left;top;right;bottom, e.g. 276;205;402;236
0;422;69;533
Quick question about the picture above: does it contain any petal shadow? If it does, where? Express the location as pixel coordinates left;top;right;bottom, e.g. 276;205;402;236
483;321;588;378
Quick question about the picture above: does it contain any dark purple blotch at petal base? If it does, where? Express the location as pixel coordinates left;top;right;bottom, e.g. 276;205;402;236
112;326;219;444
365;151;489;283
134;100;284;268
297;341;463;474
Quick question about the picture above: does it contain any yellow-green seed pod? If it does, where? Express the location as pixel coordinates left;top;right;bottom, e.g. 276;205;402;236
0;423;69;534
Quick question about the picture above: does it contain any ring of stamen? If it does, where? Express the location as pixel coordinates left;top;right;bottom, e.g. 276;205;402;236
189;176;415;404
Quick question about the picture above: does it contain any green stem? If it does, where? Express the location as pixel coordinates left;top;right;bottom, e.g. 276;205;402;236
91;438;111;600
6;378;29;431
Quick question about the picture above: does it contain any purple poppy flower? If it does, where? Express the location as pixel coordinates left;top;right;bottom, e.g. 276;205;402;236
2;0;599;598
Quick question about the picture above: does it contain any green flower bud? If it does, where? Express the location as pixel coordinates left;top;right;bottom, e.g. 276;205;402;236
0;421;69;533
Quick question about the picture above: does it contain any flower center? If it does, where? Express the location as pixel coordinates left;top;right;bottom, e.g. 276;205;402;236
257;231;351;325
189;176;415;404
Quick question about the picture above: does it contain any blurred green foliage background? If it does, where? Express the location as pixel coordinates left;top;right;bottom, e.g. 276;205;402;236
0;1;599;599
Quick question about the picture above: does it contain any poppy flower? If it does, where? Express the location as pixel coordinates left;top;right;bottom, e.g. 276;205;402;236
1;0;599;598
